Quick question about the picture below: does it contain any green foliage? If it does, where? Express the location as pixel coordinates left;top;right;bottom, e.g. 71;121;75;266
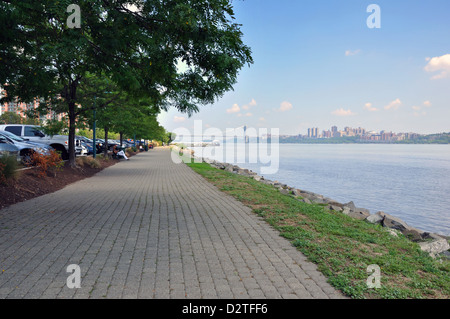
40;118;68;136
397;133;450;144
0;111;23;124
0;0;253;165
0;153;20;183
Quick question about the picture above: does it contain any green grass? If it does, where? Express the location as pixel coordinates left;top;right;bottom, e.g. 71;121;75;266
186;161;450;299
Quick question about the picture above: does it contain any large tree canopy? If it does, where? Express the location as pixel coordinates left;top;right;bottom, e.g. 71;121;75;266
0;0;253;165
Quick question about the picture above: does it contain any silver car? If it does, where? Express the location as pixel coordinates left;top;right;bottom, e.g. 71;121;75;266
0;135;20;162
0;131;51;164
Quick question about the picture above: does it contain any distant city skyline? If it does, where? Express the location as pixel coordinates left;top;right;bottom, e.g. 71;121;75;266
158;0;450;136
289;124;421;142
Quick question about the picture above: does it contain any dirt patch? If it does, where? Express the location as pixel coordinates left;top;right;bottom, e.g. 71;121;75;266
0;155;132;210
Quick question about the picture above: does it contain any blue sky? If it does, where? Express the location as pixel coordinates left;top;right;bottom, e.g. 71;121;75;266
158;0;450;135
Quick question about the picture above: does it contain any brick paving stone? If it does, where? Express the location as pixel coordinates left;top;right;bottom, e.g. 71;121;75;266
0;148;346;299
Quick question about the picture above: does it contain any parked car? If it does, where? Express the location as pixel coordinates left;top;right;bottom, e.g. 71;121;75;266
0;124;85;160
96;138;120;152
0;131;52;164
0;135;20;162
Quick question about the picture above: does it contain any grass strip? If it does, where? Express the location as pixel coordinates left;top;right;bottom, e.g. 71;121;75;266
186;161;450;299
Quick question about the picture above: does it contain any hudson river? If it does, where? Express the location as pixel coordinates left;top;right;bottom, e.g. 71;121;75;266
191;143;450;236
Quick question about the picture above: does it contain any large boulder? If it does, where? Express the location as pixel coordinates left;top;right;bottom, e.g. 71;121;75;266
327;204;343;212
252;175;262;182
224;164;234;172
365;211;384;224
377;212;427;241
418;234;450;258
342;207;371;220
341;201;371;220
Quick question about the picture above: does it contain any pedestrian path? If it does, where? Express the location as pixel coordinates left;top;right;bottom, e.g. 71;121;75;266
0;148;345;299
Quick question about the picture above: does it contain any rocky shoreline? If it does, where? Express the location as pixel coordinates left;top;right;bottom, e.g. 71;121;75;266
196;155;450;259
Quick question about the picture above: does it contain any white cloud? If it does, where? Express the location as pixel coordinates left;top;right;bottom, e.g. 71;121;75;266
229;99;257;113
332;108;356;116
424;54;450;80
259;117;266;122
173;116;186;123
412;106;421;111
364;103;379;112
226;103;240;114
423;100;432;108
345;49;361;57
237;112;252;117
384;98;402;110
242;98;257;110
279;101;293;112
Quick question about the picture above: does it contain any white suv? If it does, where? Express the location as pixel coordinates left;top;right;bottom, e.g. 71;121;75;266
0;124;86;160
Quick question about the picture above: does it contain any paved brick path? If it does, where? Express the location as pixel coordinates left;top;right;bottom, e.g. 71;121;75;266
0;148;345;299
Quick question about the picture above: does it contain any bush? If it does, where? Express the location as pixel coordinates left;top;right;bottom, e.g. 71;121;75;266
29;149;64;177
0;154;20;184
76;156;101;168
96;153;108;161
85;157;101;168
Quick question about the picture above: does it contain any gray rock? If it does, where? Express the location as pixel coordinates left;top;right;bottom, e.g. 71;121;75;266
291;189;302;197
342;207;371;220
419;236;450;258
378;211;409;231
365;211;384;224
386;228;400;237
324;199;344;208
279;188;290;195
378;212;427;241
300;198;312;204
327;204;343;212
252;175;262;182
343;201;357;211
310;195;327;205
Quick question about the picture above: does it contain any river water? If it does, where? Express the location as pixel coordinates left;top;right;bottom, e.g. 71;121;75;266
190;143;450;236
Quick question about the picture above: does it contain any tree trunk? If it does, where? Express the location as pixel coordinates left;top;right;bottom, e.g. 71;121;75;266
68;103;77;167
120;132;123;147
103;126;109;157
67;79;79;168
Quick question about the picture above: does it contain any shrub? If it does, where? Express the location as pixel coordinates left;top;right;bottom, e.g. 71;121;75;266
75;157;85;167
84;156;101;168
0;154;20;184
96;153;108;161
29;149;64;178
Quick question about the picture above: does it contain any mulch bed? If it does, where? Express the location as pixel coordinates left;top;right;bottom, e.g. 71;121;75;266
0;152;138;210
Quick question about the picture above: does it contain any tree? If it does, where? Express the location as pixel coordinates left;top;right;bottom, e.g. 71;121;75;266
0;111;22;124
0;0;253;167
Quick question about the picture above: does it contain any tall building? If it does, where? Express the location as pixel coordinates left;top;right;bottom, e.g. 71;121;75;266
0;85;64;123
307;127;319;138
331;126;338;137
